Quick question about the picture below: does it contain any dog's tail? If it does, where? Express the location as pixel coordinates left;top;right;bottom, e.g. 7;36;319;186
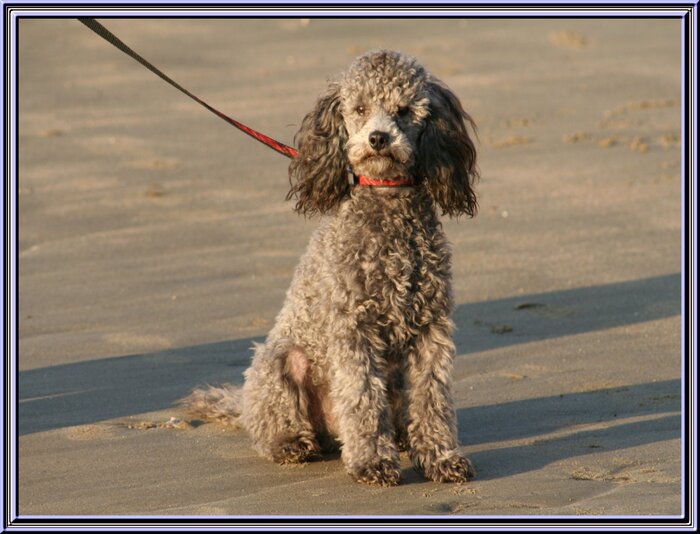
178;384;244;428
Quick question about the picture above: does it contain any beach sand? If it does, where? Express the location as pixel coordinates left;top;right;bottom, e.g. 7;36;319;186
17;18;681;516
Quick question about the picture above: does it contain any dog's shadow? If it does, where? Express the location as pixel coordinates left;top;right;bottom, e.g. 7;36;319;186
455;380;680;481
18;337;256;436
18;272;681;481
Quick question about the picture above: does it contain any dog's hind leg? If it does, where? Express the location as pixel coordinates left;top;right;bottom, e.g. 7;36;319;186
240;341;321;464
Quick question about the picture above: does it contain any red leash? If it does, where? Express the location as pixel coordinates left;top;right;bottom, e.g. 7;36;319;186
79;19;414;188
78;18;298;160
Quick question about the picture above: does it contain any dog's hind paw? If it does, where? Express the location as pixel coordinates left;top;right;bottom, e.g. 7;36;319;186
351;459;401;486
271;433;320;464
423;454;476;483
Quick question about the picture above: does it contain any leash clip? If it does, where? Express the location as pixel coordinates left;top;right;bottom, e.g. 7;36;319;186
346;166;358;186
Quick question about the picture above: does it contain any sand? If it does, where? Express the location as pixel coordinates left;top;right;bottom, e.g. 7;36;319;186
17;18;682;517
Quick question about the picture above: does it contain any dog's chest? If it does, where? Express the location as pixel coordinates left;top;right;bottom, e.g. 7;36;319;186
342;194;452;344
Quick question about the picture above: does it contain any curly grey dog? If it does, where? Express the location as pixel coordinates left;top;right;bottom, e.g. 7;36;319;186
183;50;479;486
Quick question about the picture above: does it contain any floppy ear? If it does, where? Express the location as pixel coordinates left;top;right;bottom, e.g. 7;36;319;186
416;78;479;217
287;83;350;216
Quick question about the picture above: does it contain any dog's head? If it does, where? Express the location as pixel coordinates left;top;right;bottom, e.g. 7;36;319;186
287;50;478;217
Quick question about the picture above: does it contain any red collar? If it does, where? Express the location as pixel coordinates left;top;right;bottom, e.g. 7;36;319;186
356;175;414;187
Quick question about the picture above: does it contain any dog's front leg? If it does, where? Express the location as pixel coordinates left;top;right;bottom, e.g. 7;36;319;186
328;340;401;486
405;319;476;482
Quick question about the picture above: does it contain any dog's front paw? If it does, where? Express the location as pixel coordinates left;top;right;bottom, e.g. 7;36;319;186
351;459;401;487
422;453;476;483
271;433;320;464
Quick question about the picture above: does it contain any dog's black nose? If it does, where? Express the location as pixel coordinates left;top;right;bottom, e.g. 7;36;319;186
368;131;389;151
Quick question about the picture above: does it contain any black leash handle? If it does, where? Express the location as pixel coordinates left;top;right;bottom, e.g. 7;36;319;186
78;18;298;159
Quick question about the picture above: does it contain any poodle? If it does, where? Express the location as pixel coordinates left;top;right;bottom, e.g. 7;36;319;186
183;50;479;486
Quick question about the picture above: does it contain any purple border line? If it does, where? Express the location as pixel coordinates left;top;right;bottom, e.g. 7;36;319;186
1;0;6;526
4;2;694;530
9;9;691;17
8;5;18;527
5;4;692;530
692;2;698;531
680;11;686;524
2;0;696;5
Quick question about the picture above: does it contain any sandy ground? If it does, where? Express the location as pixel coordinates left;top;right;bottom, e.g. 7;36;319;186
17;18;682;517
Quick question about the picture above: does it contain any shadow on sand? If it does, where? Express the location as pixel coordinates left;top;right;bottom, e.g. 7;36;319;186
456;380;680;480
19;272;680;448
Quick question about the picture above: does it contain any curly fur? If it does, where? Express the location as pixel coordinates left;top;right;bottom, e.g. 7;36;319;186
182;50;478;486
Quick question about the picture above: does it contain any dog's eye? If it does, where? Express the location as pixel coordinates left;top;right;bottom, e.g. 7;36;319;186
355;105;366;116
397;106;410;118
